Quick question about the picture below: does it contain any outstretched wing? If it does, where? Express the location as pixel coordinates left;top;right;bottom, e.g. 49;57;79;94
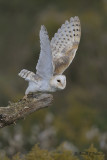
51;16;81;74
18;69;41;83
36;25;54;79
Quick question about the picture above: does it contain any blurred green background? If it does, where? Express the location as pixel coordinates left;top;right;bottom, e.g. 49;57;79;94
0;0;107;157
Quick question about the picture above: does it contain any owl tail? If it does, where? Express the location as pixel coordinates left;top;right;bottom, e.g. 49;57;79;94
18;69;36;81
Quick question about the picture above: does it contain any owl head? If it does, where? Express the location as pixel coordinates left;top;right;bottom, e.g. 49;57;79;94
50;75;66;90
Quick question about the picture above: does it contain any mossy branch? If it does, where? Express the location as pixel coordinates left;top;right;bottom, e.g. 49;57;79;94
0;93;53;128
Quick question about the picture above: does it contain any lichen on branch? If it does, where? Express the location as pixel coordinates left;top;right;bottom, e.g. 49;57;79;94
0;93;53;128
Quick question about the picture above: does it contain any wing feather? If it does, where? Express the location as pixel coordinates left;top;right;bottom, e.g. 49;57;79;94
51;16;81;74
36;25;54;79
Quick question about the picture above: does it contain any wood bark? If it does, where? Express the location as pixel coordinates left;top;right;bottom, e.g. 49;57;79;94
0;93;53;128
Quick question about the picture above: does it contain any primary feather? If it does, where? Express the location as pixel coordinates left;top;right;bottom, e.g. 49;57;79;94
18;69;39;82
36;25;54;79
51;16;81;74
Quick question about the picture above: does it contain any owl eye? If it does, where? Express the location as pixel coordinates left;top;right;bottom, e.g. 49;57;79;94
57;79;61;83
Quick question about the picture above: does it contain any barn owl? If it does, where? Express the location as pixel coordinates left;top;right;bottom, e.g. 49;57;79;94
18;16;81;95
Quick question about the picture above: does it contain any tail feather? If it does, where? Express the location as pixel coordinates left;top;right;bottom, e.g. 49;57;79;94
18;69;36;81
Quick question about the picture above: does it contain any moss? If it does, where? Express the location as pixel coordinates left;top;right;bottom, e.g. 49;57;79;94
52;151;78;160
81;144;105;160
26;145;53;160
0;144;104;160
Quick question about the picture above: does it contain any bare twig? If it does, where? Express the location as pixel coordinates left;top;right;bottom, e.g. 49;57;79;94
0;93;53;128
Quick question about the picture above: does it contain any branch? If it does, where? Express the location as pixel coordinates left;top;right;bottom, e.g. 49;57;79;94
0;93;53;128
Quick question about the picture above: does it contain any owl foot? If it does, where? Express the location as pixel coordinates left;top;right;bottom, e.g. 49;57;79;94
23;93;34;100
23;95;28;100
27;92;34;98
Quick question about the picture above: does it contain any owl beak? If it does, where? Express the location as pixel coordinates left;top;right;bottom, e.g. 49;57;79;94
60;81;66;89
63;79;66;88
60;83;64;88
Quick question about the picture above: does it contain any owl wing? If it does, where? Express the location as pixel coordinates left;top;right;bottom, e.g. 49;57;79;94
51;16;81;75
36;25;54;79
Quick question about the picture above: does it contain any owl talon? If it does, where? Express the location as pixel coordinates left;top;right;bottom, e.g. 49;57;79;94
23;93;34;100
23;95;28;100
27;92;34;98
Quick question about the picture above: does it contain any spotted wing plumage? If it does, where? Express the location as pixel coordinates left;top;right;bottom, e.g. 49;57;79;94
51;16;81;74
